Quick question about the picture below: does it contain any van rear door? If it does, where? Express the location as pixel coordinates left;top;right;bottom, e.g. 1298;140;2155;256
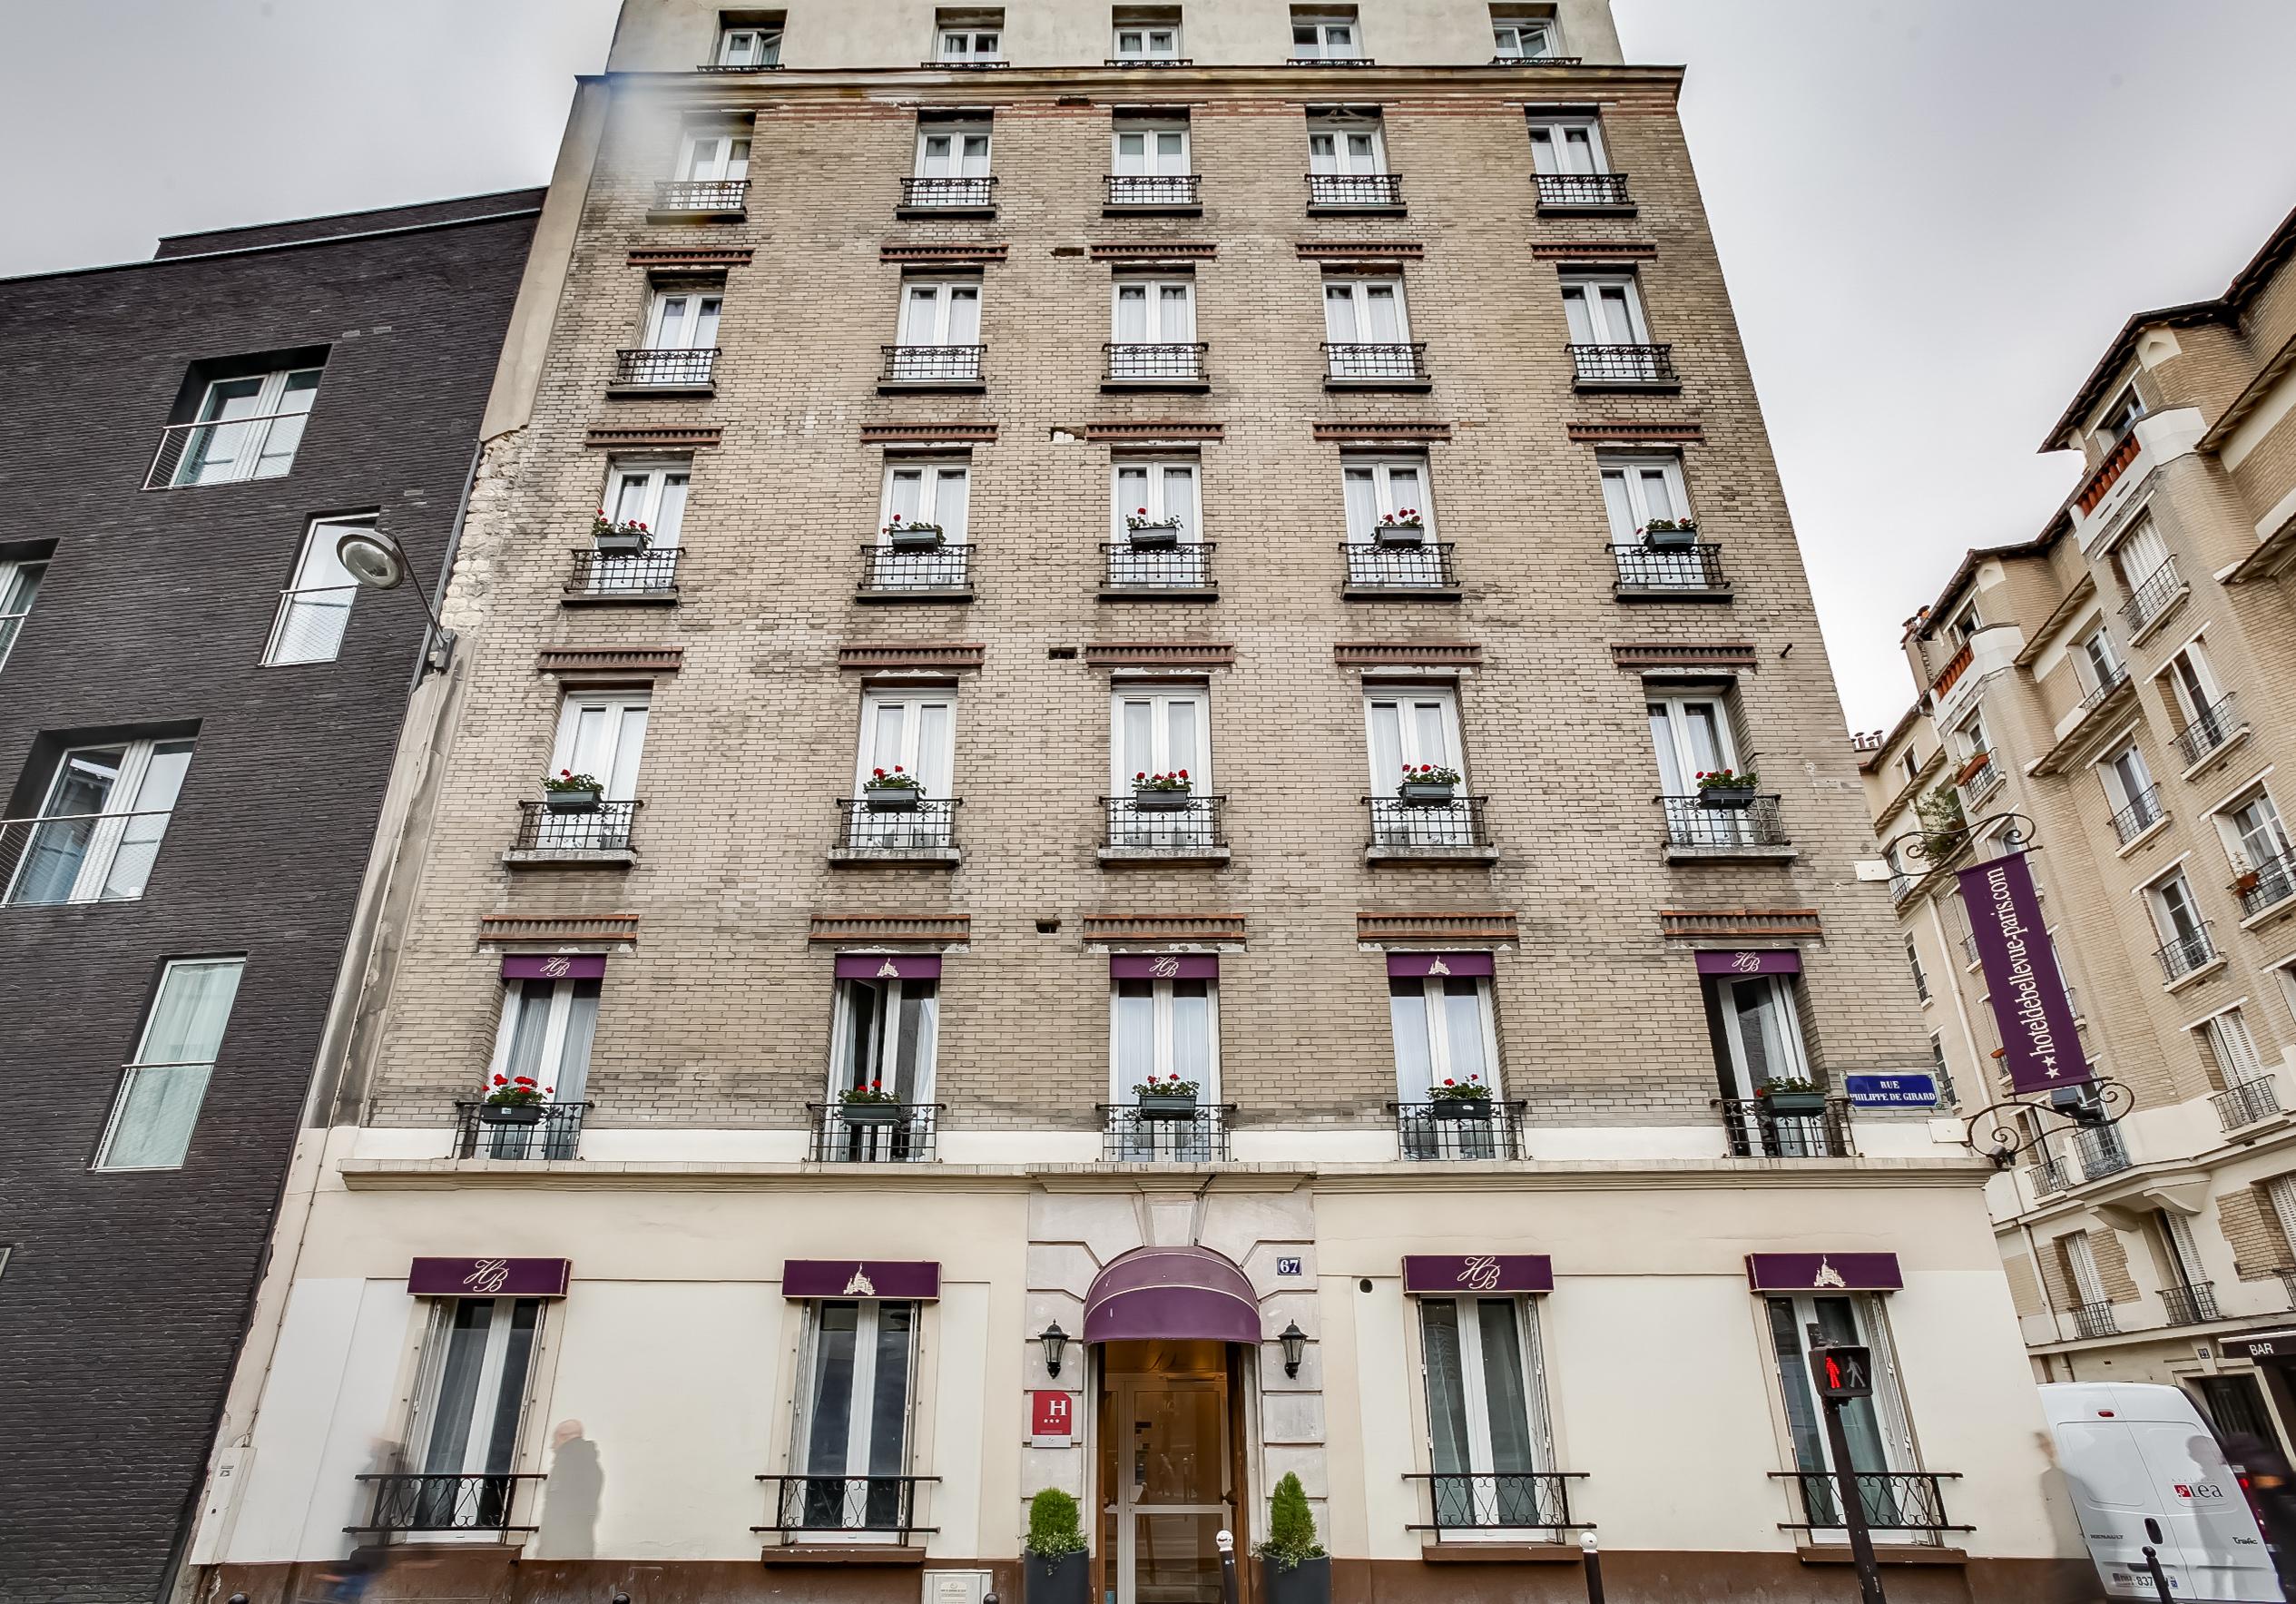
2126;1420;2281;1602
2056;1416;2190;1597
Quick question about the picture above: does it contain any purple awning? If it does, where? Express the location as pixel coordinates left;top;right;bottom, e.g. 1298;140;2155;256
1386;951;1495;979
407;1257;572;1298
1083;1246;1261;1344
1403;1255;1553;1294
1694;950;1802;977
833;952;943;981
1110;953;1220;980
501;953;607;980
1744;1253;1903;1294
783;1260;942;1300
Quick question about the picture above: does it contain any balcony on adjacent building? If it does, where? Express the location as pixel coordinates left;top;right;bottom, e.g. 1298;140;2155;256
2237;848;2296;920
1611;542;1729;598
650;178;749;221
833;797;961;865
754;1474;937;1544
2075;1123;2133;1180
508;800;638;862
1105;173;1202;210
2160;1282;2222;1327
1661;795;1791;856
1717;1096;1853;1158
897;175;997;215
1771;1471;1966;1542
0;807;178;905
2155;924;2219;983
1341;539;1458;595
857;542;974;600
609;346;719;393
2077;662;2131;717
1533;172;1634;212
1568;341;1677;387
454;1101;589;1160
1958;753;2005;805
2071;1300;2119;1340
2027;1155;2072;1196
2120;557;2188;641
1102;794;1228;861
349;1472;545;1540
1391;1099;1528;1161
2213;1077;2283;1131
2172;693;2245;770
1104;341;1210;389
1323;341;1430;389
1102;540;1215;596
808;1101;942;1162
2109;784;2165;846
880;344;986;389
1306;172;1405;211
1100;1101;1235;1162
1405;1471;1591;1535
566;546;682;603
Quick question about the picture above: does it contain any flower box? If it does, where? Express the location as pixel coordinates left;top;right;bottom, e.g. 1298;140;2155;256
1373;522;1427;548
543;788;602;813
593;528;650;556
1137;1092;1201;1122
478;1102;546;1127
887;524;945;551
839;1099;905;1126
1133;786;1194;811
1759;1089;1827;1116
1398;782;1457;806
1644;523;1698;550
865;785;923;812
1127;521;1182;549
2236;871;2262;895
1698;785;1758;811
1429;1096;1493;1122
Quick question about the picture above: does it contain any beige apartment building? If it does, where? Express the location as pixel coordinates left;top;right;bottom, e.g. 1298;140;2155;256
183;3;2085;1600
1860;207;2296;1454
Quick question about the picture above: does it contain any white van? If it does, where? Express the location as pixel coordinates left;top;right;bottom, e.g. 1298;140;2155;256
2040;1382;2284;1601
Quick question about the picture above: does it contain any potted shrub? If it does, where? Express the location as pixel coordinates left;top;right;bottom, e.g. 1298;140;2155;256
864;766;925;811
1643;516;1698;550
1133;771;1194;811
1756;1077;1827;1116
1695;768;1759;810
1125;508;1182;548
542;769;604;813
478;1073;554;1126
1397;763;1460;805
593;511;652;556
1427;1075;1493;1121
884;514;945;551
1135;1074;1201;1121
2237;867;2264;896
1256;1472;1330;1604
1372;509;1427;547
839;1079;904;1125
1024;1488;1089;1604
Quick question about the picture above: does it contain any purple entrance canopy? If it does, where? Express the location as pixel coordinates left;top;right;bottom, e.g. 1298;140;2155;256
1083;1246;1261;1344
833;952;943;981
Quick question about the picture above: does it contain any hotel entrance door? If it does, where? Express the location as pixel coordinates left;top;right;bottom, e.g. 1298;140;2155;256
1098;1340;1241;1604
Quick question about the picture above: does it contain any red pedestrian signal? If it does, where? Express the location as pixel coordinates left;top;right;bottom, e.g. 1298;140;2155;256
1809;1343;1874;1402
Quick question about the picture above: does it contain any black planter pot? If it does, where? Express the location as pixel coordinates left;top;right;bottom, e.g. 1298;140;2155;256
1373;524;1427;547
1398;782;1456;806
1133;788;1194;811
1263;1556;1330;1604
888;526;945;550
1644;525;1698;549
1429;1097;1493;1122
1127;523;1182;548
477;1102;545;1126
1137;1093;1201;1122
1698;786;1757;810
865;786;923;812
1760;1091;1827;1116
839;1099;905;1126
1025;1550;1090;1604
543;789;603;813
593;530;649;556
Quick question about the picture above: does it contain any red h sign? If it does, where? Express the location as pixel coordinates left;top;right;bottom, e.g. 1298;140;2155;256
1031;1390;1074;1439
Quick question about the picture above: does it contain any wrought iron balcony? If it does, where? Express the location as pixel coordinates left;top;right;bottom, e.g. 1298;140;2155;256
2077;662;2130;715
2161;1282;2222;1327
808;1101;942;1162
1717;1097;1853;1158
1105;342;1209;384
754;1474;937;1541
859;542;973;595
512;800;638;855
1771;1471;1966;1537
1104;55;1194;66
1959;757;2003;802
1611;542;1727;595
611;347;718;389
1661;795;1788;851
2237;848;2296;919
1391;1100;1528;1161
1106;173;1201;208
1103;541;1214;592
454;1101;589;1160
1405;1471;1590;1532
2027;1155;2072;1196
2121;557;2187;637
1324;341;1429;384
1365;796;1494;854
898;175;997;212
1307;172;1404;209
145;408;313;489
1959;932;1977;967
1342;540;1457;591
1534;172;1634;209
2172;692;2243;768
1100;1102;1235;1162
2155;924;2218;982
835;797;961;857
2108;784;2164;845
1103;794;1226;854
2075;1123;2133;1180
1569;342;1676;384
2071;1300;2119;1340
568;546;682;598
349;1471;545;1537
2213;1078;2281;1131
652;178;749;216
0;808;178;906
881;344;986;385
1287;55;1376;66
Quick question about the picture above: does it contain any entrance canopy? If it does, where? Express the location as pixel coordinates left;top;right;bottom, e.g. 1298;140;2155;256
1083;1246;1261;1344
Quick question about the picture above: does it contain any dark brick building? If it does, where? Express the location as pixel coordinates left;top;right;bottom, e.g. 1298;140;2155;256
0;190;540;1602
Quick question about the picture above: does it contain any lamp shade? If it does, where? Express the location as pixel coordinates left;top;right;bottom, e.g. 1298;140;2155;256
336;526;409;590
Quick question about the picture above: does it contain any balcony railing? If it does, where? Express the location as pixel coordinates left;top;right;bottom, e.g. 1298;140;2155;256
2071;1300;2118;1340
512;800;638;855
1662;795;1788;851
1288;54;1376;66
2213;1077;2283;1131
453;1101;589;1161
1103;794;1226;853
611;347;718;389
755;1474;937;1541
1103;541;1214;591
1405;1471;1590;1532
2237;848;2296;919
1717;1097;1853;1158
1569;342;1676;384
2108;784;2164;845
1323;342;1429;384
1960;757;2004;802
2077;662;2130;715
1959;932;1977;966
1771;1471;1966;1536
1534;172;1633;208
144;408;313;489
2172;693;2243;768
859;543;973;595
1105;342;1208;383
2121;557;2186;636
1307;172;1404;208
2161;1282;2222;1327
652;178;749;215
1391;1100;1528;1161
1366;796;1493;854
1100;1103;1235;1162
2027;1156;2072;1196
836;797;960;856
2075;1122;2133;1181
882;344;986;385
1104;55;1194;66
1611;543;1727;594
808;1101;942;1162
2156;924;2218;982
1342;540;1457;590
0;809;178;907
348;1472;545;1537
568;546;682;597
1106;173;1201;207
898;175;996;211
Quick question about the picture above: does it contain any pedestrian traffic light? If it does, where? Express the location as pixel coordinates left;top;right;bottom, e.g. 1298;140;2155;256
1809;1343;1874;1402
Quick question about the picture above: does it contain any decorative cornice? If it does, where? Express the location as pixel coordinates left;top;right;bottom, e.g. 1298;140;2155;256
1567;419;1703;444
536;646;683;674
838;643;986;670
860;422;998;444
1312;420;1451;443
1357;910;1519;944
809;912;972;945
1082;420;1224;442
627;247;753;269
881;241;1008;265
1611;641;1757;670
476;912;640;947
1083;641;1236;666
1295;240;1424;261
1092;241;1216;261
584;425;721;450
1660;909;1823;940
1334;640;1482;667
1083;912;1247;944
1528;240;1657;261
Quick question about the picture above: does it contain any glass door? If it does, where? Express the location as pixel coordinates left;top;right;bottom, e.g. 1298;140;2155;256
1113;687;1209;846
1715;975;1820;1156
797;1299;917;1534
484;977;600;1157
1365;687;1467;844
1108;1376;1230;1604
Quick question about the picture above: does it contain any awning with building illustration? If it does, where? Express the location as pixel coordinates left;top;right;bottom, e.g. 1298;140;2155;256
832;952;943;981
1083;1246;1261;1343
1386;951;1496;979
1744;1253;1903;1293
782;1260;942;1299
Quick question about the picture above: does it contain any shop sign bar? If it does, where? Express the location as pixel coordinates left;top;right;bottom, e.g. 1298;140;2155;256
1693;950;1802;976
831;953;943;981
1109;953;1220;979
1744;1253;1903;1293
1402;1254;1553;1294
783;1259;942;1300
1386;951;1496;979
500;953;607;979
407;1257;572;1297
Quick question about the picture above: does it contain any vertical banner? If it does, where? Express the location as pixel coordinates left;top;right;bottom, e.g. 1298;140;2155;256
1957;851;2094;1095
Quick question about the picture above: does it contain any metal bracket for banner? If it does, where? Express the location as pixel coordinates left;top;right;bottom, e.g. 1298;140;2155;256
1880;809;2038;878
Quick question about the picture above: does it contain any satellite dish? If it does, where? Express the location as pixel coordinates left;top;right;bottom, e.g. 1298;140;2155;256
336;526;408;590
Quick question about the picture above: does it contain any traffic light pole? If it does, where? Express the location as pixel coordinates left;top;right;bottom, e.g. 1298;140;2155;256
1820;1393;1888;1604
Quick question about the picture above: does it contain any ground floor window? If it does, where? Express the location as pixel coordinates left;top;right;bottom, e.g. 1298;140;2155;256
1418;1294;1555;1530
1765;1294;1926;1535
404;1296;542;1530
794;1299;917;1531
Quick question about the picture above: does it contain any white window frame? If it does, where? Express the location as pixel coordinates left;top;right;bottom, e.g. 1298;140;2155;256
93;955;245;1171
1108;974;1221;1097
5;737;194;907
2144;869;2206;948
1491;15;1559;59
1597;453;1690;542
1646;692;1740;795
644;285;722;351
1389;971;1502;1101
915;121;992;177
1307;113;1387;174
897;279;984;346
1110;684;1211;791
0;555;44;673
790;1298;920;1540
2075;620;2121;692
1112;20;1182;59
404;1294;544;1540
2219;788;2291;876
1291;12;1359;57
2114;517;2173;593
676;127;751;181
716;24;783;64
1558;272;1650;345
486;974;601;1105
878;458;972;544
550;693;650;802
262;515;367;666
172;366;323;487
937;26;1002;61
2201;1006;2269;1087
1323;279;1410;376
2099;741;2154;816
1415;1292;1555;1537
1364;685;1465;792
1341;454;1432;542
2165;642;2224;726
2097;383;2147;448
603;458;692;547
1112;118;1192;174
829;972;940;1104
1111;277;1196;344
855;687;957;798
1712;972;1811;1101
1526;113;1605;172
1111;457;1201;537
1763;1292;1922;1539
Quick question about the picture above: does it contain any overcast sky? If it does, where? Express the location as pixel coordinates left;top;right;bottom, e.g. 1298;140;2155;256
5;0;2292;731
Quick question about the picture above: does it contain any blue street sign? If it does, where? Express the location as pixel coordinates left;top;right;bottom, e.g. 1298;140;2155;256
1843;1073;1939;1109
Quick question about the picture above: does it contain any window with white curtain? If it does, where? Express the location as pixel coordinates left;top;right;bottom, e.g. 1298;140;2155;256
792;1299;918;1531
1290;10;1360;57
1113;118;1191;174
94;956;245;1170
935;16;1003;61
677;128;751;181
1113;458;1199;536
1365;685;1465;792
1559;273;1650;345
1112;974;1217;1093
1764;1294;1919;1531
1323;277;1408;346
5;738;194;907
1418;1294;1554;1532
897;280;983;347
1341;455;1429;537
832;971;939;1104
1526;113;1604;172
915;121;991;177
856;689;956;800
1598;455;1689;541
487;975;601;1106
406;1295;542;1529
1307;113;1386;173
880;459;971;541
1112;278;1195;344
644;286;721;351
0;554;44;673
1112;685;1208;792
551;694;650;800
263;515;366;665
1389;973;1498;1101
1112;16;1182;58
603;459;692;546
